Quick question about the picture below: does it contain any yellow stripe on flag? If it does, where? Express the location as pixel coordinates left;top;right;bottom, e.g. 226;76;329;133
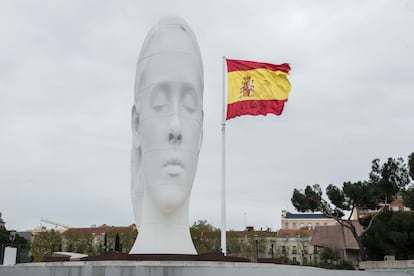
227;68;291;105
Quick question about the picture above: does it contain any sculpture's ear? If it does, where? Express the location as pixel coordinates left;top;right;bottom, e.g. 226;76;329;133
132;105;140;148
131;104;143;229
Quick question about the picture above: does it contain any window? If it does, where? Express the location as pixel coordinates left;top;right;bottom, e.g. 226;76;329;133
285;223;288;229
300;223;304;228
392;206;399;212
292;246;297;254
281;246;286;256
303;246;308;254
307;223;312;229
292;223;296;229
316;223;320;227
293;257;297;263
313;246;318;254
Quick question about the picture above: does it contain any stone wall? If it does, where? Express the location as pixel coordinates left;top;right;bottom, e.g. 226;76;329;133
360;260;414;270
1;261;412;276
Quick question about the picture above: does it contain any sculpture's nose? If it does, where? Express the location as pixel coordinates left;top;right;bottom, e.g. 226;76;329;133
168;114;182;145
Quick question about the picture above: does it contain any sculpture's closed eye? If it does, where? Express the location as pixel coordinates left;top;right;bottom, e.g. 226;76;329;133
182;92;196;113
152;89;169;111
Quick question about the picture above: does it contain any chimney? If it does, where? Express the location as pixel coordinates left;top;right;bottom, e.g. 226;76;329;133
245;226;254;232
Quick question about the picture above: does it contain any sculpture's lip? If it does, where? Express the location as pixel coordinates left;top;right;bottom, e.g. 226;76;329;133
163;158;184;176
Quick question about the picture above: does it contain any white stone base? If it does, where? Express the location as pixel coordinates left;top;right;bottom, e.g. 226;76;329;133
1;261;412;276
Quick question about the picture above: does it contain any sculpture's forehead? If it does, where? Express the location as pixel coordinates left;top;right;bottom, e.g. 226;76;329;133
138;53;201;91
139;24;199;60
134;18;203;103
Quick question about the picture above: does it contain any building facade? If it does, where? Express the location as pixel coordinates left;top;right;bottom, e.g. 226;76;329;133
61;224;137;254
226;227;278;262
275;228;317;265
281;210;337;230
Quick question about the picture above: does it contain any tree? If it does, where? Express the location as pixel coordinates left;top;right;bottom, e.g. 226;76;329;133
319;247;340;264
362;211;414;260
105;228;137;253
403;153;414;209
226;230;242;254
225;230;267;255
294;230;311;263
275;234;290;259
291;155;412;261
31;230;62;262
241;232;266;255
369;157;410;204
409;153;414;181
63;231;94;255
190;220;220;254
0;229;27;246
114;233;120;252
403;187;414;210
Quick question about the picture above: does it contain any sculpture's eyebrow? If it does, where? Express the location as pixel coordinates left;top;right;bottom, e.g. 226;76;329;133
144;80;197;90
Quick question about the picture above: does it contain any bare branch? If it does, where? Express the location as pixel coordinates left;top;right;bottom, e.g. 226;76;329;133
347;204;355;221
361;206;384;236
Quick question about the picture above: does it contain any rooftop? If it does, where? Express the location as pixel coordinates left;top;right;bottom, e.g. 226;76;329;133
228;229;277;238
17;231;33;240
311;222;363;250
284;213;328;219
62;224;136;236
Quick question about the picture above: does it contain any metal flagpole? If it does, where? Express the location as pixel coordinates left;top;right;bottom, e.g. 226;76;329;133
221;56;227;255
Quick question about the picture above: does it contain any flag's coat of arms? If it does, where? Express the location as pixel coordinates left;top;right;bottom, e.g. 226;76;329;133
240;75;254;98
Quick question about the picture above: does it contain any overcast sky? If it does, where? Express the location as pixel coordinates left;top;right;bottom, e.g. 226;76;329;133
1;0;413;232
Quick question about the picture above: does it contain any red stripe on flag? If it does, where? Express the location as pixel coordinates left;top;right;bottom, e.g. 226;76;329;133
226;99;288;120
226;59;290;73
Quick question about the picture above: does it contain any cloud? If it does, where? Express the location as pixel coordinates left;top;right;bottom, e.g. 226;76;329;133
1;0;413;232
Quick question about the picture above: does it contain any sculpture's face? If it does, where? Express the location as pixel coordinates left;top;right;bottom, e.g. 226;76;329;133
136;53;202;213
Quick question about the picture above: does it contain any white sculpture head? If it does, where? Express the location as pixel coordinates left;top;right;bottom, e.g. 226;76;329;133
130;17;203;254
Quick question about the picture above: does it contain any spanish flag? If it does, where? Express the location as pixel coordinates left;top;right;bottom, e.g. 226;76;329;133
226;59;291;120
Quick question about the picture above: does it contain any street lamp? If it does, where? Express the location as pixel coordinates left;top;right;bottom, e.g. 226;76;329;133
253;234;259;262
9;230;16;247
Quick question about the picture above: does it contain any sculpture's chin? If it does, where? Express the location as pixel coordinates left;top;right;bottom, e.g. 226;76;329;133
148;184;190;213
